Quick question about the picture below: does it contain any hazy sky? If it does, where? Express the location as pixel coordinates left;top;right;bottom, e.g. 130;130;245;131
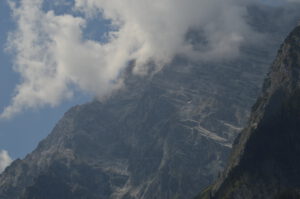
0;0;299;171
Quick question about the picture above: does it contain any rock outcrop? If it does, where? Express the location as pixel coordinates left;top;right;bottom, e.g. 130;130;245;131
1;4;300;199
197;25;300;199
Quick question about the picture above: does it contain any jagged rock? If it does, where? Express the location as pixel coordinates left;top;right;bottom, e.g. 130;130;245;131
197;26;300;199
1;4;300;199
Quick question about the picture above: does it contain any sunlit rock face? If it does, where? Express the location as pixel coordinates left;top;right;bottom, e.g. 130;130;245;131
1;4;300;199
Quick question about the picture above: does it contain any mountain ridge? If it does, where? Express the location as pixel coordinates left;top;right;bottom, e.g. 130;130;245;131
197;25;300;199
1;5;300;199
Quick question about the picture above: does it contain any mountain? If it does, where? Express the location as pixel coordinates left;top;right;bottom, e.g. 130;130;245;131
1;4;300;199
197;26;300;199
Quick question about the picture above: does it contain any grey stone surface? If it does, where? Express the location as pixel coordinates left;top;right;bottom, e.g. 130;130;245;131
198;25;300;199
1;4;300;199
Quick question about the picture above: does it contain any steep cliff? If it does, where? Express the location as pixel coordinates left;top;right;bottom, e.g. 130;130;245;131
197;26;300;199
1;4;300;199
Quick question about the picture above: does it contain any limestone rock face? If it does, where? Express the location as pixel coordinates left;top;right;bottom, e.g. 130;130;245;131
1;4;300;199
197;26;300;199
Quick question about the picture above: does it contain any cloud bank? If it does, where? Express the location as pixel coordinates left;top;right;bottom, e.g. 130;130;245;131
0;0;288;118
0;150;12;173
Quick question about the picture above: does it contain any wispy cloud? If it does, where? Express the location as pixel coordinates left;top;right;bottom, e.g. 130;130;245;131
0;150;12;173
0;0;292;118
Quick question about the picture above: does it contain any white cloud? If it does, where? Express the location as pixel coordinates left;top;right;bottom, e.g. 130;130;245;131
1;0;262;118
0;150;12;173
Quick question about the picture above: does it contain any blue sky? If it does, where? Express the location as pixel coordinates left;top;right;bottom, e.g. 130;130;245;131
0;0;114;159
0;0;91;159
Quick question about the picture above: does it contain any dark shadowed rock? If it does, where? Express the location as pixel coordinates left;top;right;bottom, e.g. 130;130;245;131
197;26;300;199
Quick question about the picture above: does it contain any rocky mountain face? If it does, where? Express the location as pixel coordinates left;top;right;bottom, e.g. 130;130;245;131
1;4;300;199
197;26;300;199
